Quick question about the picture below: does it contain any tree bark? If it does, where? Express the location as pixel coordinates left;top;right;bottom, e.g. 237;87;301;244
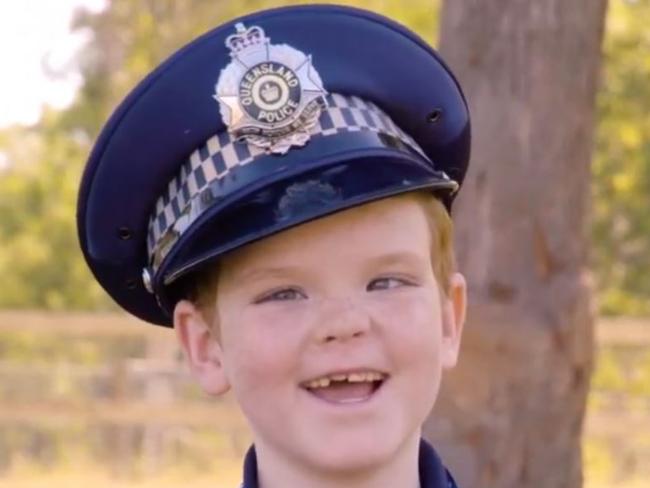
425;1;608;487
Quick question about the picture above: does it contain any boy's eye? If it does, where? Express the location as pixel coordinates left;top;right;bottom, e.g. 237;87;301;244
255;287;307;303
367;276;412;291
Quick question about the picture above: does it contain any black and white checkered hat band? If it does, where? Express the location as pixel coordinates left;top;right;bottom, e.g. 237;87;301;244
147;93;432;270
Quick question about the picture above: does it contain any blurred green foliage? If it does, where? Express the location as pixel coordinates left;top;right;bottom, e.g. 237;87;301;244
591;347;650;397
592;0;650;316
0;0;647;315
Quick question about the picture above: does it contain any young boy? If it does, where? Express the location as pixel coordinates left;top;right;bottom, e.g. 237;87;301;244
77;5;471;487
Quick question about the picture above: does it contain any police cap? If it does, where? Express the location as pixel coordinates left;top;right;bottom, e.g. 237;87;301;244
77;4;471;326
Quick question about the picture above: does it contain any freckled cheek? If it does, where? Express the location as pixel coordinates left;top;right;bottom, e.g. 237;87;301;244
372;293;444;416
221;307;306;397
369;293;442;369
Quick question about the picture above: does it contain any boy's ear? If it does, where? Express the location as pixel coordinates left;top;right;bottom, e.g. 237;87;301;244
441;272;467;369
174;299;230;396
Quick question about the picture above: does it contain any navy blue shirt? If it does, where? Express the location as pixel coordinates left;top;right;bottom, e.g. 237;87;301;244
240;438;459;488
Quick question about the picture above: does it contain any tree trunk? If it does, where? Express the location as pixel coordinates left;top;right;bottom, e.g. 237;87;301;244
425;1;608;487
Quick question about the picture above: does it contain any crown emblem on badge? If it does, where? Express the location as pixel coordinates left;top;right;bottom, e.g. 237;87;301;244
214;23;328;154
225;24;265;53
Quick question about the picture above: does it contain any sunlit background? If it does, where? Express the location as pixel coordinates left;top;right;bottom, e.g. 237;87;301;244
0;1;648;487
0;0;105;128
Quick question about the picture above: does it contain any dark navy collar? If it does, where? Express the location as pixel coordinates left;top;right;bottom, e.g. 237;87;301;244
241;438;458;488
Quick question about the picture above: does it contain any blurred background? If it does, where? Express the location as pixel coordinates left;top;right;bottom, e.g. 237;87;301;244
0;0;648;487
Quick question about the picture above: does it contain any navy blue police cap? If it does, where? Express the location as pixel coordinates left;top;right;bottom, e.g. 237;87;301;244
77;4;471;327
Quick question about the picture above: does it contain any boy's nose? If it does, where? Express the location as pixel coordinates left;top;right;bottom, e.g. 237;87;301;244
313;297;372;344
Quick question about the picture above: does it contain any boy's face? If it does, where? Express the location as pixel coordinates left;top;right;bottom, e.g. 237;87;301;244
175;195;466;475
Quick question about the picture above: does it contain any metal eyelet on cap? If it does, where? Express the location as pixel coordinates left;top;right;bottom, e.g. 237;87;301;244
118;227;132;240
426;108;443;123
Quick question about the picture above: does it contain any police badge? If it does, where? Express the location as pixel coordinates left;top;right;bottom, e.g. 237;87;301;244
215;23;328;154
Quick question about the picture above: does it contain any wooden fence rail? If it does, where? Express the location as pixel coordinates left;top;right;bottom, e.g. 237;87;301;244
1;310;649;342
0;311;648;482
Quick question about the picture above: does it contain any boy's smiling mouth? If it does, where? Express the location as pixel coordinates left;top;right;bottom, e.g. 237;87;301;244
300;370;389;404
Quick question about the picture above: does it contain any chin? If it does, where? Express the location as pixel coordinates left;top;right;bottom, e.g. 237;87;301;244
299;425;416;475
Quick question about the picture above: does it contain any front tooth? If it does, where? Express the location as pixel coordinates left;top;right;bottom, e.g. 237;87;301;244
348;373;364;382
330;374;348;382
319;377;331;388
